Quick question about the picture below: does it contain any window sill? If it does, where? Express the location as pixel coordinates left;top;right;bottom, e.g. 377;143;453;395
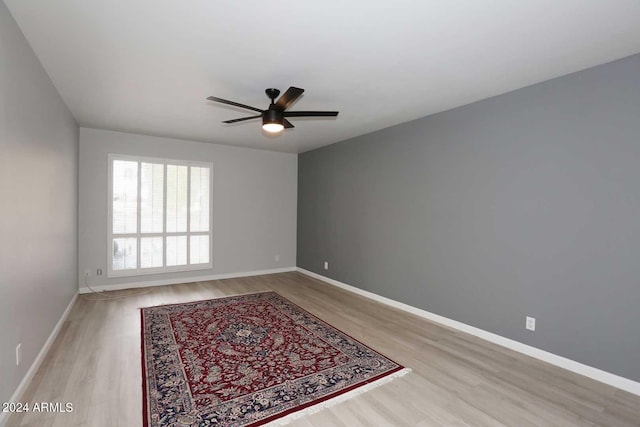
107;263;213;279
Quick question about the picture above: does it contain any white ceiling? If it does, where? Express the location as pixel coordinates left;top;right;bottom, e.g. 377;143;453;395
6;1;640;153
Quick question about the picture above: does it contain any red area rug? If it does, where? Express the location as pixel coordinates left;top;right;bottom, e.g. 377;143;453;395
141;291;408;426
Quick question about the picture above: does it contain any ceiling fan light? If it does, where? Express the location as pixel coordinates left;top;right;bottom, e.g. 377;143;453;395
262;109;284;133
262;122;284;133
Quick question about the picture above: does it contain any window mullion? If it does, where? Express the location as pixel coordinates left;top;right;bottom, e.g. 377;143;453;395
137;161;142;271
163;162;167;269
186;165;191;265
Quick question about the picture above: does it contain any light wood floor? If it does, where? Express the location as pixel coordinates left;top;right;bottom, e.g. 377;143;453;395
7;272;640;426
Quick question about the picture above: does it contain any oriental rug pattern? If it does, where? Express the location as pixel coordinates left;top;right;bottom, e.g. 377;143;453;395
141;291;405;426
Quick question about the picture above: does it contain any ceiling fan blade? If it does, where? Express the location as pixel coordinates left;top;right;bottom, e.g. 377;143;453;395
275;87;305;110
207;96;263;113
283;119;294;129
222;115;262;124
284;111;339;117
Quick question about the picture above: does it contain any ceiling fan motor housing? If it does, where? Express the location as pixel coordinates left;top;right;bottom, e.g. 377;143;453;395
263;108;284;126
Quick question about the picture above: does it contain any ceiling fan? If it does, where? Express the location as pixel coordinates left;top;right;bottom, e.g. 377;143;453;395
207;87;338;134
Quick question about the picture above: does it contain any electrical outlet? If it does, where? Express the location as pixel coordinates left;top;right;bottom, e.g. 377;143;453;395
526;316;536;331
275;255;280;262
16;343;21;366
97;268;103;276
324;261;329;270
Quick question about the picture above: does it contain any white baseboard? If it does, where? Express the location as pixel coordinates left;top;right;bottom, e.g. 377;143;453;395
296;267;640;396
0;292;79;427
79;267;297;294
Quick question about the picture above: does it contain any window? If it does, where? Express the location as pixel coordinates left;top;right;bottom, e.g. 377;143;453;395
108;154;212;277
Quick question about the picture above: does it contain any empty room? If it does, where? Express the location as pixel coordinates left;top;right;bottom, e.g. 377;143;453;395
1;1;640;426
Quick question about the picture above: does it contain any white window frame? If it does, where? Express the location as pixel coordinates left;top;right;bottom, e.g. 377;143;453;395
107;153;213;278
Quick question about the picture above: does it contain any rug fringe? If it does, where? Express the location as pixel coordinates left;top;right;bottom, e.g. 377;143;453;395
263;368;412;426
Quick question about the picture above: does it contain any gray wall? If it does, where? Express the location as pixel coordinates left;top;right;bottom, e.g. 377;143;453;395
298;54;640;381
0;0;78;405
79;128;297;290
